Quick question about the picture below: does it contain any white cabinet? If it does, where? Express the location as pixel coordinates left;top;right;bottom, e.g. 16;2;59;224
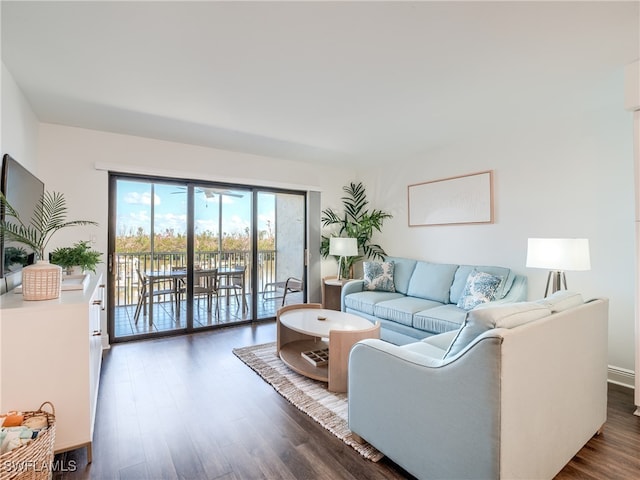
0;274;104;461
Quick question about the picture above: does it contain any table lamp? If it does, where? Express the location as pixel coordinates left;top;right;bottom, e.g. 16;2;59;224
329;237;358;281
526;238;591;297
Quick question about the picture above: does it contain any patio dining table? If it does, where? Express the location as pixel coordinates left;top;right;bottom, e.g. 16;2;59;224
144;266;247;324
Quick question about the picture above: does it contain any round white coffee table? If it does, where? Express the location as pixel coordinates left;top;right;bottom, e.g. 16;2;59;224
277;306;379;393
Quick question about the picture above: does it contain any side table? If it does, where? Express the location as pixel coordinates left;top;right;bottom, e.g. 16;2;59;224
322;276;351;311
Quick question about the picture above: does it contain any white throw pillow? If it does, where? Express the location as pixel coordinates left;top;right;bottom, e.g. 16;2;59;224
536;290;584;313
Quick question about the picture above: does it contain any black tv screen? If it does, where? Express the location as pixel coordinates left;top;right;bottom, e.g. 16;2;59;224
0;154;45;278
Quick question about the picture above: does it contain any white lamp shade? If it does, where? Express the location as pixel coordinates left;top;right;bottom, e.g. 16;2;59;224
526;238;591;271
329;237;358;257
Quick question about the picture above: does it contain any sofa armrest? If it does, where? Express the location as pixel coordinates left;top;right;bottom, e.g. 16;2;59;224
348;337;503;479
340;279;364;311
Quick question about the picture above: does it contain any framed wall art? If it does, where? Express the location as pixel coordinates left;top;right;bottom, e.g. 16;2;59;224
408;170;494;226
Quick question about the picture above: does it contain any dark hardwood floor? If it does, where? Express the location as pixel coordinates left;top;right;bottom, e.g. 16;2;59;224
54;322;640;480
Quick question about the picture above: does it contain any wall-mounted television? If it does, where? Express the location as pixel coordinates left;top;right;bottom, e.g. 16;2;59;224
0;154;45;278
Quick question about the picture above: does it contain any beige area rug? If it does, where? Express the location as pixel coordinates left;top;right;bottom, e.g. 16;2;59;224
232;342;384;462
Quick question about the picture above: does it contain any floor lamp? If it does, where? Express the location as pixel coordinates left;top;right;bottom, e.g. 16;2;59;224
329;237;358;281
526;238;591;297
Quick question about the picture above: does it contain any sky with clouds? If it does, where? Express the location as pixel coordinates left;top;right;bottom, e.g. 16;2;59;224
116;180;275;238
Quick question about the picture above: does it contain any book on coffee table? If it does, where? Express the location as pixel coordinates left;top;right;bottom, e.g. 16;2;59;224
301;348;329;367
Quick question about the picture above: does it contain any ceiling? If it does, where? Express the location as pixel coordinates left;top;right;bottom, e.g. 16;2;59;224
2;1;638;167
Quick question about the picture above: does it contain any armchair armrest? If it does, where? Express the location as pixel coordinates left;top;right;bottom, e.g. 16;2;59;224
348;336;503;479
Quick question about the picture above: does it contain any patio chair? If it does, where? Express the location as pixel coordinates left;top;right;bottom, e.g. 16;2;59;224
175;268;220;315
218;265;246;309
193;268;219;314
281;276;303;306
134;268;176;324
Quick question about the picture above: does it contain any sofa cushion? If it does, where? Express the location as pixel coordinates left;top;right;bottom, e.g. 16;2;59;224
456;269;503;310
343;291;404;315
450;265;513;304
384;257;417;294
423;330;459;351
363;261;396;292
406;262;458;304
374;317;433;344
536;290;584;313
443;302;552;359
374;297;443;327
413;304;467;334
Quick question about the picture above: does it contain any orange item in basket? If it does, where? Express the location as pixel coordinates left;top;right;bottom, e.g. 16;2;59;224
1;412;24;427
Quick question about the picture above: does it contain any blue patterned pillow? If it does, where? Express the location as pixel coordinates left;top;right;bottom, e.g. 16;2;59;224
363;261;396;292
456;269;502;310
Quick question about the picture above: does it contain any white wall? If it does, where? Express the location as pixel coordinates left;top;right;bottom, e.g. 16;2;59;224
1;7;3;156
359;84;636;377
1;62;38;173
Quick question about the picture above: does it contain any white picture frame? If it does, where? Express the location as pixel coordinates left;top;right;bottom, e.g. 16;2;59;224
408;170;494;226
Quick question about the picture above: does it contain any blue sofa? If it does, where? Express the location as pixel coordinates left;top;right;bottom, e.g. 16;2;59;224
341;256;527;344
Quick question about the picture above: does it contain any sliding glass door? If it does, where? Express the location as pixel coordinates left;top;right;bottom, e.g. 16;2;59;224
109;174;306;341
111;179;187;338
192;185;252;328
258;191;306;311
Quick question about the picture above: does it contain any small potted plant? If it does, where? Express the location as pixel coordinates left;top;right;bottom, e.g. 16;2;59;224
50;240;102;275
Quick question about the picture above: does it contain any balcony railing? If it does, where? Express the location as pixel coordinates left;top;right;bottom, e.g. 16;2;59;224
114;250;277;307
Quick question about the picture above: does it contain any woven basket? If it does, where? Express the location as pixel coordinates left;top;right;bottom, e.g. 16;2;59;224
22;262;62;301
0;402;56;480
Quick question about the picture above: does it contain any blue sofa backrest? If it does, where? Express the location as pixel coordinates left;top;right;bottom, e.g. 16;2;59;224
384;256;519;305
384;256;417;294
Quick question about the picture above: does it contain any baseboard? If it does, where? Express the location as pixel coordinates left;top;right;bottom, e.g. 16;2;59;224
608;365;635;389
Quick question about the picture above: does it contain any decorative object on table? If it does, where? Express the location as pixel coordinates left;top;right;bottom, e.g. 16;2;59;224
526;238;591;296
301;348;329;367
50;240;102;275
408;170;493;226
320;181;392;279
232;342;383;461
329;237;358;281
0;191;98;300
0;401;56;480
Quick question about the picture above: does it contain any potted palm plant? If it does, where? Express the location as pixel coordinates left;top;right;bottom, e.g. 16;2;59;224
320;182;392;279
0;191;98;299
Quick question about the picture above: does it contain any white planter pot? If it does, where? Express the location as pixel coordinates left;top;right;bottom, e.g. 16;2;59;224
22;260;62;300
64;266;85;276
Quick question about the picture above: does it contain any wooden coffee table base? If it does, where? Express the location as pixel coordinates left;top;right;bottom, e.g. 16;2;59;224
277;307;380;393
